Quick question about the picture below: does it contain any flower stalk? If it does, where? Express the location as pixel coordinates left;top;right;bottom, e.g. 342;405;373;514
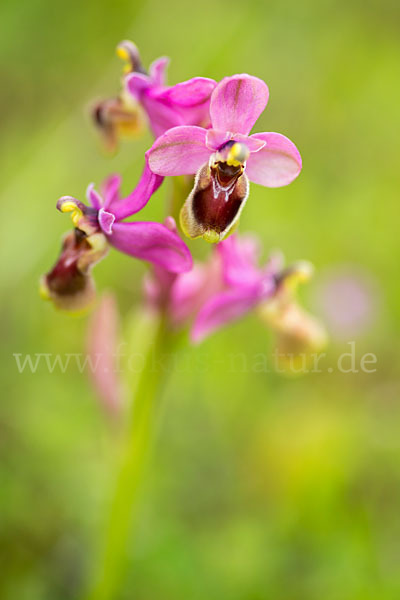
84;311;175;600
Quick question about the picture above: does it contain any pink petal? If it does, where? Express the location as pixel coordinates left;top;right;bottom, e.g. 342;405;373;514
101;174;121;209
176;104;213;130
233;133;266;153
107;221;193;273
108;163;163;221
125;72;152;98
149;56;170;87
218;234;262;288
86;293;122;416
129;76;216;136
86;183;103;210
146;126;211;176
191;288;259;343
140;94;186;137
169;264;209;324
170;253;222;326
210;74;269;135
98;208;115;235
245;132;302;187
160;77;216;107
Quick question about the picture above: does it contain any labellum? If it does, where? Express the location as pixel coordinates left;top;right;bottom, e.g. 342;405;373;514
180;141;249;243
40;228;108;312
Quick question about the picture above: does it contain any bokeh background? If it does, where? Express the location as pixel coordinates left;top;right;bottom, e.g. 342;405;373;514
1;0;400;598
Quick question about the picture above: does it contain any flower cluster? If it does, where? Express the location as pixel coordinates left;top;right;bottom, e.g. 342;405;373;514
42;41;325;368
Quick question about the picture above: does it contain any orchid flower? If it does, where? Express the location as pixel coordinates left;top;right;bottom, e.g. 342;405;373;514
147;74;302;242
93;41;217;150
41;165;192;311
191;234;327;364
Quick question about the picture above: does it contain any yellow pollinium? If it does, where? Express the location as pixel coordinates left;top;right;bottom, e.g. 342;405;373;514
116;46;129;61
116;45;132;74
226;142;250;167
59;201;83;227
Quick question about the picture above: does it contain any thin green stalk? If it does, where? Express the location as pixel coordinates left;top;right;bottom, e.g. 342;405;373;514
84;174;189;600
84;313;173;600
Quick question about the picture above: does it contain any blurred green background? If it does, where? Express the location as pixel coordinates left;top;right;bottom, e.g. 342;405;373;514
1;0;400;598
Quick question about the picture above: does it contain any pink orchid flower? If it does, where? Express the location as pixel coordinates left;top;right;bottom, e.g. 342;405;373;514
122;41;217;138
41;165;192;311
191;235;327;364
147;74;302;242
92;41;216;151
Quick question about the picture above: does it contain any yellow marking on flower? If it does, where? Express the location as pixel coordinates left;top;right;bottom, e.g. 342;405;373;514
226;142;249;167
203;230;221;244
116;46;129;61
60;201;83;227
87;232;108;252
39;279;50;301
116;45;132;74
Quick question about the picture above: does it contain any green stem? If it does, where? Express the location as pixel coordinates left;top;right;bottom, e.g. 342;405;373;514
84;313;173;600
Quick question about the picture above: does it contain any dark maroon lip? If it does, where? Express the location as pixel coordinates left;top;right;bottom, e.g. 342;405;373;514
190;163;248;236
45;229;91;297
